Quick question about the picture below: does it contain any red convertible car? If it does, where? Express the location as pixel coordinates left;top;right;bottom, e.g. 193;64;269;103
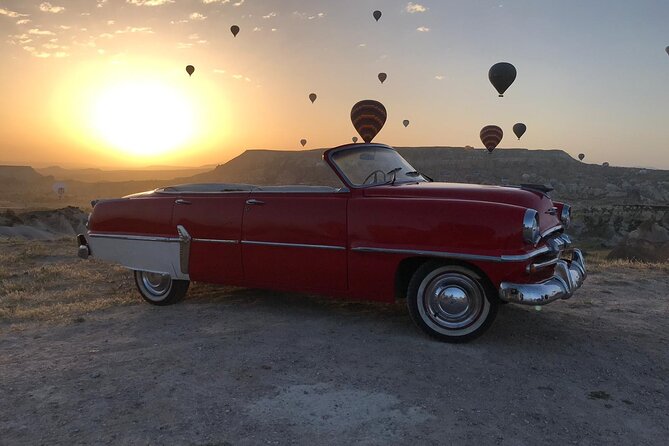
78;143;586;342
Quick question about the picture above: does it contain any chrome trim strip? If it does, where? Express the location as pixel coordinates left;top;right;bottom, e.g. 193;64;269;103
242;240;346;251
526;256;559;273
193;238;239;244
541;225;564;239
351;246;551;263
88;233;180;243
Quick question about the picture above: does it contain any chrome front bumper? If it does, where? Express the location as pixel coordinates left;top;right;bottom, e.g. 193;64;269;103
499;249;587;305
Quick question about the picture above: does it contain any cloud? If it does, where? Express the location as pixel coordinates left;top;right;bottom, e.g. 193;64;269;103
416;26;430;32
213;68;226;74
188;33;200;40
202;0;230;3
262;12;276;19
293;11;326;20
176;42;193;49
58;25;71;30
406;2;427;13
233;0;245;6
39;2;65;13
127;0;174;6
0;7;28;18
97;0;109;7
115;26;154;34
253;26;261;31
28;28;55;35
358;43;366;47
17;19;31;25
189;12;207;20
107;20;115;25
434;75;445;80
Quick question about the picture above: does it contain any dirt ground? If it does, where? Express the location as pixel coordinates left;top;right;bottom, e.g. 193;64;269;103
0;239;668;445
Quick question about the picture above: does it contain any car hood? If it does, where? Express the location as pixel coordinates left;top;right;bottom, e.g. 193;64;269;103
363;182;553;211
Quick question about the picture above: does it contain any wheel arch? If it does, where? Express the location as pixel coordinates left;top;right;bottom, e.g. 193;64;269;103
394;256;497;301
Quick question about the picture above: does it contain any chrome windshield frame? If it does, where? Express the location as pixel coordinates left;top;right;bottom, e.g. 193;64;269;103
323;143;426;189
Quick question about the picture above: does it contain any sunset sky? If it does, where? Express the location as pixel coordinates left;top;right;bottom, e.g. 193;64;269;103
1;0;668;169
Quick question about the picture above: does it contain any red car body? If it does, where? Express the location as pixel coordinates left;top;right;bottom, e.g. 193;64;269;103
79;143;586;341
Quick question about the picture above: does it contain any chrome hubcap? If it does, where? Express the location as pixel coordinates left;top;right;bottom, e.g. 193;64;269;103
141;272;172;300
422;273;483;329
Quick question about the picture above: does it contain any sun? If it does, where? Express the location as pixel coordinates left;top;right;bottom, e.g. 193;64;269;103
90;81;196;158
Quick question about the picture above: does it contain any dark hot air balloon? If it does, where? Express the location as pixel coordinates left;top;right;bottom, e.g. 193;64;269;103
403;120;410;128
351;100;387;143
230;25;240;37
309;93;317;104
512;123;526;140
352;137;358;143
373;10;382;22
378;72;387;84
480;125;503;153
578;153;585;161
489;62;517;97
666;46;669;56
300;139;307;147
185;65;195;76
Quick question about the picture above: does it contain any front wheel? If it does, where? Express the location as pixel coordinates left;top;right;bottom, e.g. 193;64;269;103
134;270;189;306
407;262;498;342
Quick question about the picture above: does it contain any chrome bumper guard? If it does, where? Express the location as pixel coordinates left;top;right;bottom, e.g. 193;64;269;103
499;249;587;305
77;234;90;259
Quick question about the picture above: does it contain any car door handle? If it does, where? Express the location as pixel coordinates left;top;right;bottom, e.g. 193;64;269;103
175;199;192;205
246;199;265;205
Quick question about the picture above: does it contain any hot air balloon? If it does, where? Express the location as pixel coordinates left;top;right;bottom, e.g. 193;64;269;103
666;46;669;56
373;10;382;22
52;182;67;199
351;100;387;143
403;120;410;128
230;25;240;37
488;62;517;97
309;93;317;104
578;153;585;161
300;139;307;147
185;65;195;77
512;123;526;140
378;72;387;84
352;137;358;143
480;125;503;153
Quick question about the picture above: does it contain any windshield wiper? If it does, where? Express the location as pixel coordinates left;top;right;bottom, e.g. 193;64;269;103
405;171;434;182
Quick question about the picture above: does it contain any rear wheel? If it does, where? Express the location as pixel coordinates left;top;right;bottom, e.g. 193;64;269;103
407;262;498;342
134;270;189;306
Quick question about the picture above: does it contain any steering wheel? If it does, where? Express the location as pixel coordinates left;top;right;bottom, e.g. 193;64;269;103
362;170;387;185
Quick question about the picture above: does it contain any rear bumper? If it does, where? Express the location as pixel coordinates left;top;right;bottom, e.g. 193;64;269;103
499;249;586;305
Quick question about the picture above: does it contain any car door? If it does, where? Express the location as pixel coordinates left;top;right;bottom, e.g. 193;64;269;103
241;188;348;293
172;192;249;285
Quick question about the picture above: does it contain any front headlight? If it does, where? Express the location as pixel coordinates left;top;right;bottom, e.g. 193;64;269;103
560;204;571;228
523;209;541;245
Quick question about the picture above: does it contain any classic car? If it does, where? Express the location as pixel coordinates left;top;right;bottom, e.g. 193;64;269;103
77;143;586;342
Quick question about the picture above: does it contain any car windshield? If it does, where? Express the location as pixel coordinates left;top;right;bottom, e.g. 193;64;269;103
330;146;427;187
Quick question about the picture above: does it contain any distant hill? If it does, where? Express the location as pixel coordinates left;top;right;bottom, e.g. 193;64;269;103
0;165;46;183
37;165;213;183
187;147;669;206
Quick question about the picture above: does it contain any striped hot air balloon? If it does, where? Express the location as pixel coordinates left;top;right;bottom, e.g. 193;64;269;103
351;100;387;143
480;125;503;153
